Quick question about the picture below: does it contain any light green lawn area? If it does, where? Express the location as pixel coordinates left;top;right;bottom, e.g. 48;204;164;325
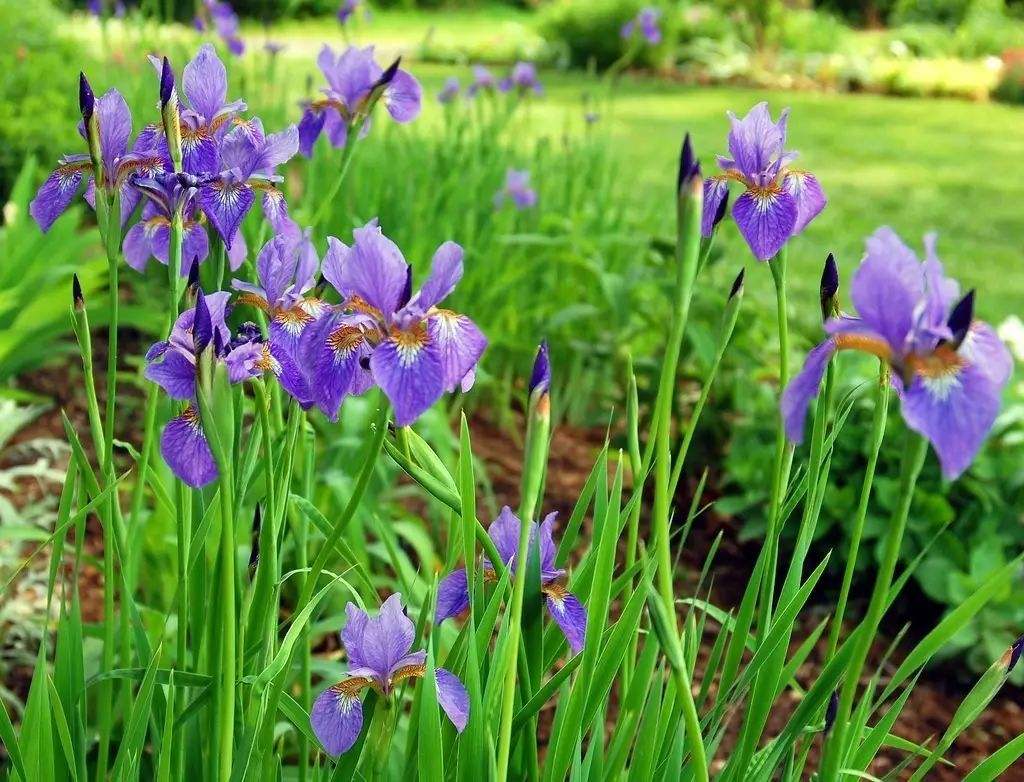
69;8;1024;322
259;10;1024;323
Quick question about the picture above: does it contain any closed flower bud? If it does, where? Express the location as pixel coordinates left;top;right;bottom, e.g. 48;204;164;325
186;256;201;298
529;340;550;397
820;252;840;321
160;57;183;171
248;505;262;569
824;689;839;734
677;133;700;194
193;288;213;354
72;273;85;311
729;267;745;301
78;72;95;123
713;189;729;230
1005;633;1024;674
79;72;103;179
946;289;975;349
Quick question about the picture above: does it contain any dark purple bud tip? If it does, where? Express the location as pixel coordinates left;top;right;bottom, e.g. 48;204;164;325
187;256;201;292
375;58;401;90
193;290;213;353
529;340;551;396
824;689;839;734
72;273;84;310
1007;633;1024;673
713;190;730;228
820;252;840;320
399;266;413;309
947;289;975;348
160;57;175;108
677;132;700;192
248;505;262;569
728;268;745;300
79;72;95;122
213;326;225;358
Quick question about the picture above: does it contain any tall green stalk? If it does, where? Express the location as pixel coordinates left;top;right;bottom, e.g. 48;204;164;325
827;363;890;657
819;433;929;781
649;146;706;781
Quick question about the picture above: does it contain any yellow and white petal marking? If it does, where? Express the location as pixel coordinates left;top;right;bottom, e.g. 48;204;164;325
431;308;466;340
542;582;569;612
905;344;966;402
256;344;282;376
748;184;786;213
273;304;315;336
391;322;431;368
327;325;366;364
390;663;426;689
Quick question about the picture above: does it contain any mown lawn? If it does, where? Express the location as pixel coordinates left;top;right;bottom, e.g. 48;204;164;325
68;9;1024;324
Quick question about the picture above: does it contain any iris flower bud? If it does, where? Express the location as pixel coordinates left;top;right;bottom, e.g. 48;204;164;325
820;253;840;321
160;57;183;172
677;132;701;195
946;289;975;349
72;273;85;311
80;72;103;181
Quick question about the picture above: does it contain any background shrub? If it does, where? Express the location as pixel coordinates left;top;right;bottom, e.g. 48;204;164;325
0;0;85;203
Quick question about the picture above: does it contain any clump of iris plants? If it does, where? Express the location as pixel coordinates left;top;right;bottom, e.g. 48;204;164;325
10;32;1022;782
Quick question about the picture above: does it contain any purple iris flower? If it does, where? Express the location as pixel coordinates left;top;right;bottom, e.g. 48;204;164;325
232;231;329;367
145;292;309;486
499;62;543;95
437;76;460;105
782;228;1012;479
495;169;537;210
336;0;360;25
148;44;247;176
703;102;826;261
300;219;487;425
297;46;421;157
87;0;102;15
123;172;210;274
311;594;468;756
30;89;166;233
203;0;244;56
197;117;299;249
264;41;285;57
436;507;587;654
621;7;662;44
466;65;497;97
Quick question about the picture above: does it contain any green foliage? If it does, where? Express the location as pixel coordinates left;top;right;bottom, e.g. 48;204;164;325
0;0;86;201
539;0;660;69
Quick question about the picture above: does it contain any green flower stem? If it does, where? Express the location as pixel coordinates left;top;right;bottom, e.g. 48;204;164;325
297;422;315;782
496;389;551;782
308;131;360;232
827;363;890;657
648;172;706;782
758;247;794;635
820;433;929;782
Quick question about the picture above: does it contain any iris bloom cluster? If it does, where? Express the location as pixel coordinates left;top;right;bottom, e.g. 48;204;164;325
495;169;537;210
311;594;468;756
194;0;245;56
465;62;543;98
302;220;487;425
436;507;588;654
145;290;306;487
782;227;1012;479
297;45;421;157
29;86;166;233
621;7;662;45
703;102;826;261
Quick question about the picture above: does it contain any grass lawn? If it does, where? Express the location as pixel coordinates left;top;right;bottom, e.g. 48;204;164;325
67;8;1024;325
259;8;1024;325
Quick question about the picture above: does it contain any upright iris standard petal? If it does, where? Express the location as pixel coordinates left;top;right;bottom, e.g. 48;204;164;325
96;89;133;167
781;338;836;443
414;241;463;312
354;593;416;675
329;221;410;316
434;668;469;732
486;506;522;568
732;187;797;261
370;327;445;426
183;43;229;124
701;177;729;238
544;586;587;654
725;103;789;182
310;683;365;757
850;227;924;349
298;108;327;157
161;407;218;488
435;568;470;623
